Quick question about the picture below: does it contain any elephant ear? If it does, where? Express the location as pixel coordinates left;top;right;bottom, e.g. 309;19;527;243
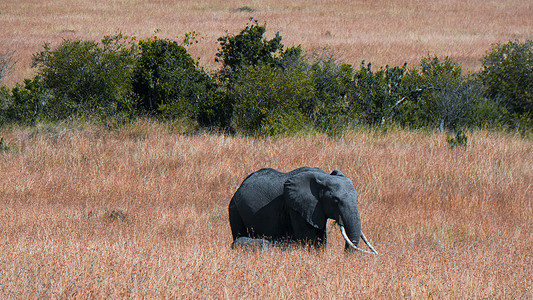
283;171;326;229
330;170;345;176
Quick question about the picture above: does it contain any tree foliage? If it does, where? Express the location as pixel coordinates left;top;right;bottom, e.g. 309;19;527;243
0;22;531;135
32;35;138;120
230;63;316;135
480;40;533;126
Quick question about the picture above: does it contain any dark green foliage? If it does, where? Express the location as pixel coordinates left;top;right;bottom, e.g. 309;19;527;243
285;53;354;133
196;88;233;129
0;86;11;124
0;20;531;135
399;57;486;131
230;63;316;135
32;34;139;121
348;62;410;126
480;40;533;126
133;37;204;112
233;6;256;13
132;37;230;128
216;18;299;79
446;130;468;149
102;209;130;223
8;76;54;124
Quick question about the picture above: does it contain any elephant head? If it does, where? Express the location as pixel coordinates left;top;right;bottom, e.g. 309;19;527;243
284;170;377;254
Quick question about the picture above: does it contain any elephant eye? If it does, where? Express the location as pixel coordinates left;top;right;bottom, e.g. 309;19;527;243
332;197;340;204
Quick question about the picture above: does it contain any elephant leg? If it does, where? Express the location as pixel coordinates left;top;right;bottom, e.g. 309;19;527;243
229;199;247;240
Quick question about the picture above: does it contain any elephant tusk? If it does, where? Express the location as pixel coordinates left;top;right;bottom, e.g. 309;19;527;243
340;226;377;255
360;231;378;254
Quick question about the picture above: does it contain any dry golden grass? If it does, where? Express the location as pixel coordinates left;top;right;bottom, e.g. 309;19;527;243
0;121;531;298
1;0;533;85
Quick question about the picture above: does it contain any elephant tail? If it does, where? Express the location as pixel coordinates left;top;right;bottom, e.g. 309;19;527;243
340;226;378;254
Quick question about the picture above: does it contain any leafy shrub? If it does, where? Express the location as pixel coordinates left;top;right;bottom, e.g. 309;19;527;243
480;40;533;126
0;86;11;124
298;54;354;133
132;37;230;128
32;34;139;121
216;18;300;80
134;37;205;113
8;76;54;124
347;62;410;126
230;63;316;135
401;57;485;131
102;209;130;223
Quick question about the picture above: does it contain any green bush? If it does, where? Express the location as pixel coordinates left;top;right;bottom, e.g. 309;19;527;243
216;18;282;73
301;55;354;133
132;37;231;128
216;18;300;80
8;76;54;124
1;20;531;134
347;62;410;126
32;34;139;121
230;63;316;135
480;40;533;127
400;57;485;131
134;37;204;113
0;137;10;153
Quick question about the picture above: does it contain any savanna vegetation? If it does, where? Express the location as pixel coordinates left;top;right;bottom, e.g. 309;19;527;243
1;19;532;134
0;0;532;298
0;122;531;297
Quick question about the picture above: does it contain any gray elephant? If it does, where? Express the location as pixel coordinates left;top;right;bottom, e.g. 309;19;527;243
229;167;377;253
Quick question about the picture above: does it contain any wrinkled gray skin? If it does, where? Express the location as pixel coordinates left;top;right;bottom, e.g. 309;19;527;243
229;167;377;253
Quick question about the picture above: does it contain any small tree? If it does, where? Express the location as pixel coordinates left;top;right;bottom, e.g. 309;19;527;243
291;53;354;133
216;19;282;72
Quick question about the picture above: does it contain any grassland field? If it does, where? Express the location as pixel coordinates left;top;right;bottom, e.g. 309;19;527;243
0;0;532;298
0;121;531;298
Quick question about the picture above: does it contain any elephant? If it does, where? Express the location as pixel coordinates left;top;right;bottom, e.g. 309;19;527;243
228;167;377;253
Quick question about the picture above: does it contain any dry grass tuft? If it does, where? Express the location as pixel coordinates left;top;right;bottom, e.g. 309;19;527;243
0;122;531;297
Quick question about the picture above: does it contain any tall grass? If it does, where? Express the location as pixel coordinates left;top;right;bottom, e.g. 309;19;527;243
1;0;532;85
0;121;531;297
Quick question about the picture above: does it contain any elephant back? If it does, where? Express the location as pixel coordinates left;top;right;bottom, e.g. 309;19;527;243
233;167;326;215
233;168;288;215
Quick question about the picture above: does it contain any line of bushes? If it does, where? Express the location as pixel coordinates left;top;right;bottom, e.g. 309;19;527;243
1;19;531;135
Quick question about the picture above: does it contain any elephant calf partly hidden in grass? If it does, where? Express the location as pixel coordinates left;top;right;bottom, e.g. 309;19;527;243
229;167;377;254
